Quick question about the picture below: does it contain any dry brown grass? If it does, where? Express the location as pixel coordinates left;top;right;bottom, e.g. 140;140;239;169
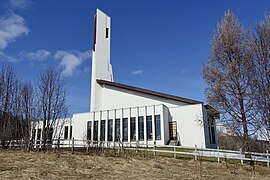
0;149;270;179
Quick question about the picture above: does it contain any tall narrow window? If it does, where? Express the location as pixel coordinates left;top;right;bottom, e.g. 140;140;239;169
108;119;113;141
211;126;216;144
147;116;153;140
93;15;96;51
106;28;109;38
69;126;73;139
32;129;36;141
130;117;136;141
64;126;68;139
138;116;144;141
123;118;128;142
100;120;106;141
93;121;98;141
37;128;41;144
48;128;53;144
115;118;120;141
208;127;212;144
155;115;161;140
87;121;92;140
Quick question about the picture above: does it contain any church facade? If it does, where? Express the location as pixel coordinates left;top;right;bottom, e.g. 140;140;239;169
32;9;219;149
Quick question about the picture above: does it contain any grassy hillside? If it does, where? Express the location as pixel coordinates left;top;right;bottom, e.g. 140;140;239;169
0;150;269;179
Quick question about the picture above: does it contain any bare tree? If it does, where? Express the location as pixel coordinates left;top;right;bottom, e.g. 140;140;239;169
20;81;35;149
203;11;256;151
36;67;68;149
251;14;270;140
0;63;19;148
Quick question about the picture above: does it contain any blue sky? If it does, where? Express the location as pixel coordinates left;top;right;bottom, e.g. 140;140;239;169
0;0;269;114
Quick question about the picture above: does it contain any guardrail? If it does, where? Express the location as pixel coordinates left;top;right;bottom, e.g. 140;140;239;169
28;138;270;167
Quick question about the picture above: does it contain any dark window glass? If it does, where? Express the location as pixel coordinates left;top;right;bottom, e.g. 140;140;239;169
115;119;120;141
108;119;113;141
100;120;106;141
106;28;109;38
130;117;136;141
138;116;144;141
93;121;98;141
32;129;36;141
64;126;68;139
208;127;212;144
155;115;161;140
211;127;216;144
123;118;128;141
48;128;53;144
87;121;92;140
147;116;153;140
69;126;73;139
37;128;41;144
93;15;96;50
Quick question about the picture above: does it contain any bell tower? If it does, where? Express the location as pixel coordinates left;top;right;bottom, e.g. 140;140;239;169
90;9;113;111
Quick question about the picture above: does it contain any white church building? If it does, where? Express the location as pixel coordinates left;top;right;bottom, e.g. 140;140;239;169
32;9;219;149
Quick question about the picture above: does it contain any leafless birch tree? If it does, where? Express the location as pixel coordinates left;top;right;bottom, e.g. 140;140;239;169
251;14;270;141
36;67;68;149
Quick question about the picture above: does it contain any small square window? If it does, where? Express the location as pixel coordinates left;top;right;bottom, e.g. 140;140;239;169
106;28;109;38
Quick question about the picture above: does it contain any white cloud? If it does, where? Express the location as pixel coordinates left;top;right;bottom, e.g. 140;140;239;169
55;50;91;77
8;0;30;10
18;49;51;61
131;69;143;75
0;12;29;51
0;51;16;62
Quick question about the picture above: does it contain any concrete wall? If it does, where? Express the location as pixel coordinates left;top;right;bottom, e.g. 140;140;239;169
169;104;206;148
101;85;188;111
72;112;92;140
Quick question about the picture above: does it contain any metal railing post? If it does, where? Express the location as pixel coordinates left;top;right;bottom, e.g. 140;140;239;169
174;146;176;159
194;145;198;161
154;141;156;157
72;138;74;153
267;150;269;168
87;140;89;153
217;146;220;163
240;148;243;165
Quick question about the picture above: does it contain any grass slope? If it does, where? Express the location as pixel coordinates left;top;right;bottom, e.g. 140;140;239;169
0;150;269;179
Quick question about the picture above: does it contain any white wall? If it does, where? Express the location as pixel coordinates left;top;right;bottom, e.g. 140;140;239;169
101;85;188;111
72;112;92;140
169;104;206;148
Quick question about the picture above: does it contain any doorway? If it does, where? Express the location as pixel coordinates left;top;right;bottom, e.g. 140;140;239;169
169;121;177;140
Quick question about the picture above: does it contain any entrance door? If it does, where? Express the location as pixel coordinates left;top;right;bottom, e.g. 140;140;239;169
169;121;177;140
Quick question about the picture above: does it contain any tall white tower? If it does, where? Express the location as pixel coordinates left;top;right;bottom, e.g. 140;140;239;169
91;9;113;111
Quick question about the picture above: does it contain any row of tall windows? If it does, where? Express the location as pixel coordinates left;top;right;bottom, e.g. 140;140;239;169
86;115;161;141
32;127;56;145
